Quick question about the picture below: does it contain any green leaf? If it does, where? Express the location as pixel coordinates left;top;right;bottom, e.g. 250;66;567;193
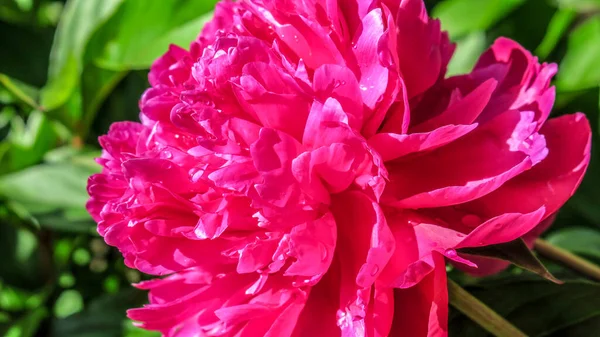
13;0;33;12
37;1;64;27
448;279;527;337
121;11;214;69
51;290;147;337
3;110;61;173
446;31;487;76
556;16;600;92
0;283;48;312
458;239;562;284
0;73;40;110
1;307;48;337
35;208;96;234
40;0;124;110
91;0;217;70
546;227;600;261
449;280;600;337
0;106;17;139
0;163;96;213
535;8;576;59
433;0;525;39
555;0;600;12
78;64;127;138
54;290;84;318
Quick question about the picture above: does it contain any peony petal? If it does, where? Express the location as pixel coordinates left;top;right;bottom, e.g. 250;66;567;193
237;62;312;141
313;64;365;129
395;0;454;98
377;77;411;135
251;128;302;209
352;9;390;110
291;265;342;337
389;253;448;337
462;113;591;220
368;124;477;162
330;191;395;335
379;207;544;288
383;109;548;208
410;79;497;133
470;37;558;125
332;191;395;289
365;286;395;337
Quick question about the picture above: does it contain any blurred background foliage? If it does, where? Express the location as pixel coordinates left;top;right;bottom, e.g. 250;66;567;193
0;0;599;336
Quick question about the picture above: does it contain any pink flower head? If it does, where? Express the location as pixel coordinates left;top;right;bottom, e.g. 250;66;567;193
87;0;591;336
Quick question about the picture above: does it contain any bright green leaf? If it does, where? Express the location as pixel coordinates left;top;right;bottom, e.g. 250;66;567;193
14;0;33;12
4;110;61;173
0;106;16;132
0;163;96;212
0;282;49;312
91;0;217;70
40;0;124;110
446;31;487;76
0;73;40;110
433;0;525;39
535;8;576;59
555;0;600;12
557;16;600;92
37;1;64;27
54;290;84;318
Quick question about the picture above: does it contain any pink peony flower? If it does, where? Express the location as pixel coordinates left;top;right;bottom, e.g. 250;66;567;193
87;0;591;336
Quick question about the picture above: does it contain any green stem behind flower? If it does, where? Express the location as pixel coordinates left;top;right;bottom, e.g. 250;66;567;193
535;238;600;282
448;279;528;337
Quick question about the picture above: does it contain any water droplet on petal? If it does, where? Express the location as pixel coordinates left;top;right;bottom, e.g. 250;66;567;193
445;249;457;258
319;243;329;262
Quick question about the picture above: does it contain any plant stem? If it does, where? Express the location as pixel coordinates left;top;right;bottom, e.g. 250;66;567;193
448;279;528;337
534;238;600;282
